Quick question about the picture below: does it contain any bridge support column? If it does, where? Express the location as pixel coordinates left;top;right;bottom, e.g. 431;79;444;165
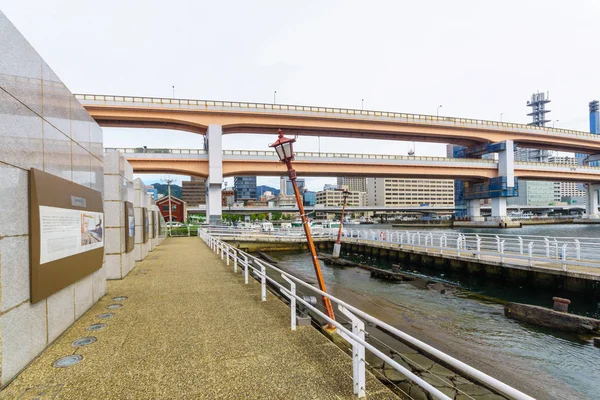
586;184;600;218
467;199;483;220
491;197;507;218
206;124;223;225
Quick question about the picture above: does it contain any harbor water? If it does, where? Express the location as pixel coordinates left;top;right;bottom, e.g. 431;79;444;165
273;223;600;399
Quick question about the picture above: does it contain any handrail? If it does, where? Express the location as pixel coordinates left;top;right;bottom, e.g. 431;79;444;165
200;229;536;400
77;93;598;142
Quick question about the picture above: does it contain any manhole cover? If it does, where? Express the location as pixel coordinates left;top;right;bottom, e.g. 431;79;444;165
106;304;122;310
53;355;82;368
97;313;114;319
87;323;106;331
72;337;97;347
112;296;128;301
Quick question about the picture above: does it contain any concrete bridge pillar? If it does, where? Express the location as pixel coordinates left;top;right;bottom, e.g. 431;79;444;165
491;197;507;218
586;184;600;218
498;140;515;190
206;125;223;225
467;199;482;220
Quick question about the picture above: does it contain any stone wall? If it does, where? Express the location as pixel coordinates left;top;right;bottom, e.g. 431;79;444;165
104;150;135;279
0;12;105;385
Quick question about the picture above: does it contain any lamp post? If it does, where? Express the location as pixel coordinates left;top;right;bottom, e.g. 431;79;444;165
333;190;349;258
270;129;336;327
161;177;174;236
274;90;277;104
361;99;364;110
500;113;504;123
553;120;559;128
437;104;443;117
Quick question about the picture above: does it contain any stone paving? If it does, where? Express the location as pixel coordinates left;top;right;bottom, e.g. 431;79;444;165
0;238;398;400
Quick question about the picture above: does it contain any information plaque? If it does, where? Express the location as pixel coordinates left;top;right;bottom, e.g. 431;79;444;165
30;168;104;303
142;208;149;243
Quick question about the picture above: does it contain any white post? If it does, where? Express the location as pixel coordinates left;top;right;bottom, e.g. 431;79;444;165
226;246;230;266
476;235;481;260
561;244;568;271
281;275;297;331
544;238;550;258
575;239;581;260
233;249;238;273
500;240;505;263
261;262;267;301
457;235;461;257
518;237;523;255
495;235;500;253
528;242;534;267
553;239;559;259
338;305;366;398
244;255;249;284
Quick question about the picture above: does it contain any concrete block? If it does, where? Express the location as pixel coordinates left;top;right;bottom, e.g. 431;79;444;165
1;301;47;384
134;245;143;262
47;284;75;343
124;160;133;181
104;227;123;254
104;200;123;228
103;150;120;175
0;236;30;312
92;264;106;302
104;174;121;202
74;273;93;319
105;253;122;280
135;224;143;245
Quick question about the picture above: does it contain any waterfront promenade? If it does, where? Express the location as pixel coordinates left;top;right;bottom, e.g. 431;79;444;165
0;238;397;399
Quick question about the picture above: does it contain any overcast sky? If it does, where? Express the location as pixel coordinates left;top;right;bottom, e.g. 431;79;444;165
2;0;598;190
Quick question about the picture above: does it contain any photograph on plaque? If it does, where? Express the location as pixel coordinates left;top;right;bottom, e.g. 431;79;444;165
152;211;157;238
142;208;149;243
29;168;104;303
124;201;135;253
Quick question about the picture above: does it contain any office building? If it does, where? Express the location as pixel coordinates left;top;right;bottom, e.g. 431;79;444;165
549;156;586;201
303;191;317;206
366;178;454;207
181;177;206;207
282;177;305;196
337;177;367;193
234;176;257;202
316;189;366;207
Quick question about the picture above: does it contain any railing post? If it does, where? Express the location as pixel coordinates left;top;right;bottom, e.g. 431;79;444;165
261;262;267;301
553;239;559;259
495;235;500;253
244;255;249;284
575;239;581;260
544;238;550;258
220;243;225;260
528;242;534;267
518;237;523;255
281;275;297;331
500;240;505;263
561;244;568;271
476;235;481;260
457;235;461;257
338;305;366;398
226;245;230;266
233;249;238;273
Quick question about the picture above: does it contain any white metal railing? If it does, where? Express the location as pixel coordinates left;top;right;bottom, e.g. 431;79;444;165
104;147;208;155
199;229;535;400
77;93;599;143
341;228;600;271
207;226;600;271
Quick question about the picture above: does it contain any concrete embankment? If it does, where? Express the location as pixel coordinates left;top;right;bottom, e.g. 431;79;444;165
504;302;600;333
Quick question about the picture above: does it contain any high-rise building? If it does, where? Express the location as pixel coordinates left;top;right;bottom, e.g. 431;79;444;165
508;181;555;206
234;176;257;202
303;191;317;206
181;177;206;207
323;184;338;191
284;178;305;196
576;100;599;167
336;177;367;193
366;178;454;206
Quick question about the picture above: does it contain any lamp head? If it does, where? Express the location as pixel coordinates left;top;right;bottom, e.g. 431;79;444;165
269;129;296;163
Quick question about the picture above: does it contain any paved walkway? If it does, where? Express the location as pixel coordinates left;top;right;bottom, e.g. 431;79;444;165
1;238;397;400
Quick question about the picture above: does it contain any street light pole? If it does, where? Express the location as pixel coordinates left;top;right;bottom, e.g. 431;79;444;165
361;99;364;110
172;86;175;99
437;104;443;117
270;129;336;328
500;113;504;122
553;120;560;128
333;190;348;258
274;90;277;104
162;177;174;236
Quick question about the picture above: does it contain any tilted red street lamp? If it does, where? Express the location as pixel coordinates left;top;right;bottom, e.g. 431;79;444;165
270;129;336;327
332;189;349;258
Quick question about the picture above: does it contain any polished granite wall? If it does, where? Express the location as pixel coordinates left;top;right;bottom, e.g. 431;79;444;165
0;12;105;385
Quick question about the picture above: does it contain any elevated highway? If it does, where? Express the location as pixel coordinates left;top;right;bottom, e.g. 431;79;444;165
79;94;600;154
106;148;600;183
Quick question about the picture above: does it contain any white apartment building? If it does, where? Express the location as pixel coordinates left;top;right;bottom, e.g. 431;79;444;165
316;189;366;207
366;178;454;206
549;156;586;201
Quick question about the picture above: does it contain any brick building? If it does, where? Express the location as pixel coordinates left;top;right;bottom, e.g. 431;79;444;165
156;195;187;222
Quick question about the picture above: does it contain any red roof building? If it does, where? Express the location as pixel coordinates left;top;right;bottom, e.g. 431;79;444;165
156;195;187;222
